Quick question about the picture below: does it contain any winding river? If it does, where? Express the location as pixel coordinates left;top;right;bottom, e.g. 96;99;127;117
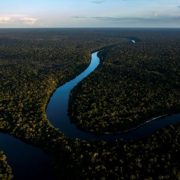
1;39;180;179
46;49;180;141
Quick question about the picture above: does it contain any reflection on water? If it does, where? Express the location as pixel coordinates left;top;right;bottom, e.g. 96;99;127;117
46;50;180;141
0;134;55;180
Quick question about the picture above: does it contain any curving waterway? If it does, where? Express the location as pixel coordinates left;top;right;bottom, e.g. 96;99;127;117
1;40;180;179
46;43;180;141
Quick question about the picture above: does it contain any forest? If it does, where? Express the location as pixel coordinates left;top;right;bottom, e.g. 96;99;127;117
0;28;180;179
0;151;13;179
70;32;180;133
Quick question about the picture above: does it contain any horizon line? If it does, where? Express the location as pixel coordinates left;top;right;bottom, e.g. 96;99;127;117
0;27;180;29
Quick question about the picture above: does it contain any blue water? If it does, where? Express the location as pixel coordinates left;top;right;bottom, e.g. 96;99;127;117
46;49;180;141
46;52;100;140
0;133;55;180
1;39;180;179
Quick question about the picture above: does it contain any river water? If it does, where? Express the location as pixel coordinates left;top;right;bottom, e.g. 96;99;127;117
0;133;55;180
1;40;180;179
46;48;180;141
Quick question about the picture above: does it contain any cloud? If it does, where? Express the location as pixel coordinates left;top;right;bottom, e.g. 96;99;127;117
0;15;38;26
72;16;87;19
0;16;11;23
73;15;180;22
73;15;180;27
20;17;38;25
91;0;106;4
92;16;180;24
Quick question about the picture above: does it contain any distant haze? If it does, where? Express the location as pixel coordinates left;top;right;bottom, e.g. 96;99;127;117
0;0;180;28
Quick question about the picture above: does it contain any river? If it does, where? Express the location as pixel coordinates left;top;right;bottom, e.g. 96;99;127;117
46;43;180;141
1;39;180;179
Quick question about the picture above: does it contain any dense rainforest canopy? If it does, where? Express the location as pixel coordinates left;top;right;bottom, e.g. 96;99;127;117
70;33;180;133
0;29;180;179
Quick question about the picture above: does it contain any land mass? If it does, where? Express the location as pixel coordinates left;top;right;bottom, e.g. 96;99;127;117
0;28;180;179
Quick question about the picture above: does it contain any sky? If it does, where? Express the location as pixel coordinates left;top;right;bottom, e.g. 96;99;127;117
0;0;180;28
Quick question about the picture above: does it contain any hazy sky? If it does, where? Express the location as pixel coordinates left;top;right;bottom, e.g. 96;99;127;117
0;0;180;28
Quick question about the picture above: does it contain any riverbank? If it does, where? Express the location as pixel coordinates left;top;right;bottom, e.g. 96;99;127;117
46;49;180;142
0;29;180;179
70;38;180;134
0;151;13;180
